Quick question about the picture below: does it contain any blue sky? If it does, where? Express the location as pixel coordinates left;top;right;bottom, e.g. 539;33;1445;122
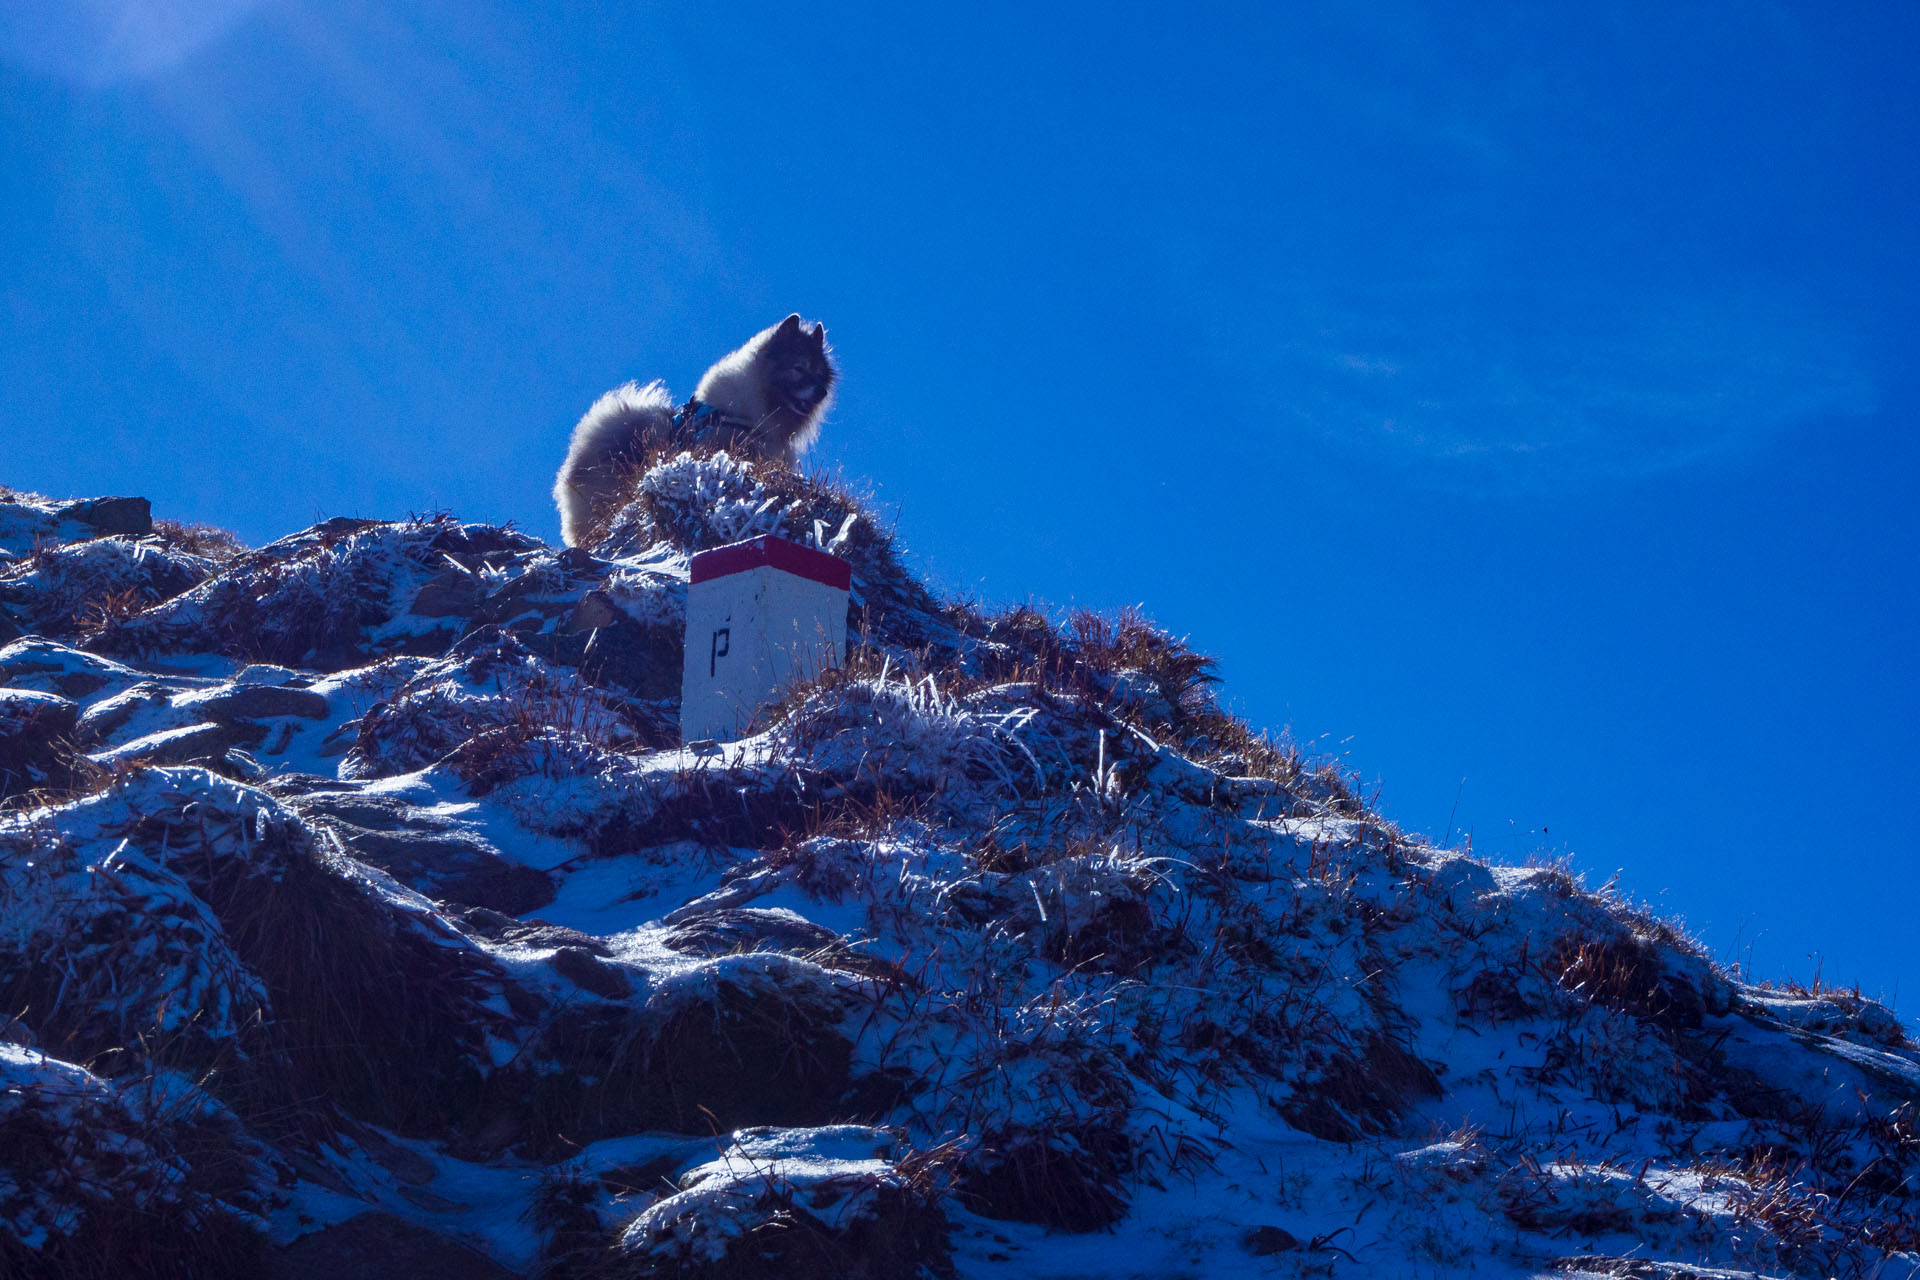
3;2;1915;1007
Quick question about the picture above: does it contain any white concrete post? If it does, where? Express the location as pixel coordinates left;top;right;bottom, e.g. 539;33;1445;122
680;534;851;743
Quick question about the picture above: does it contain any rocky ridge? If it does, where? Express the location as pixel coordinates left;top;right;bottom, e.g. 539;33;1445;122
0;470;1914;1279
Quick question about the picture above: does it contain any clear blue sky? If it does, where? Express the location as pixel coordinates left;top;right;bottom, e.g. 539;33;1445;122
3;2;1914;1007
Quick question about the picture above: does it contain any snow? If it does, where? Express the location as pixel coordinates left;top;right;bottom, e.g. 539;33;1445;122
1;467;1914;1279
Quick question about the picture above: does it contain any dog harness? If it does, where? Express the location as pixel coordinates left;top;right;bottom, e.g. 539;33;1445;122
673;399;754;443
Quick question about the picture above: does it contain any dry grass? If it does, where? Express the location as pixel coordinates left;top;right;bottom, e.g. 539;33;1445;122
350;627;655;788
493;962;853;1160
72;583;151;634
955;600;1320;794
592;447;943;653
1674;1149;1920;1276
1550;932;1701;1029
958;1120;1135;1233
153;519;248;562
200;847;506;1138
0;1065;270;1280
1278;1033;1443;1144
45;774;519;1140
102;512;534;670
525;1163;607;1280
5;537;208;640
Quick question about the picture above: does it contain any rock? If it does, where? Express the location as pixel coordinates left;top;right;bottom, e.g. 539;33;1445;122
578;616;682;701
0;637;140;699
1428;854;1496;908
467;566;588;632
497;921;611;954
289;792;556;915
338;827;553;915
235;663;304;685
663;906;846;958
1243;1225;1301;1255
616;1131;952;1280
309;515;382;538
53;669;110;699
451;906;519;938
315;721;359;757
341;1119;440;1186
75;681;177;744
89;720;266;769
275;1213;517;1280
519;614;682;699
211;747;268;782
448;559;683;699
182;683;332;721
549;945;634;1000
288;791;416;830
0;687;78;799
263;772;359;798
60;496;152;536
564;589;622;632
500;589;686;700
409;568;483;618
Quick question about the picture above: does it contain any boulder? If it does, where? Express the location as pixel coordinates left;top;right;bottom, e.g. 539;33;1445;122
88;720;266;770
663;907;845;958
276;1213;517;1280
408;568;484;618
75;681;178;744
0;687;78;799
616;1128;952;1280
181;683;332;722
549;945;634;1000
288;791;555;915
59;496;152;537
0;637;141;700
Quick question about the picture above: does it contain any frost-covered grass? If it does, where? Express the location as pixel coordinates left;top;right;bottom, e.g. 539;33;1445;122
0;468;1914;1279
0;1043;272;1279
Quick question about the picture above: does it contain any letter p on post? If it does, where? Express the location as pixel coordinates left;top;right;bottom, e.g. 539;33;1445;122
680;534;851;743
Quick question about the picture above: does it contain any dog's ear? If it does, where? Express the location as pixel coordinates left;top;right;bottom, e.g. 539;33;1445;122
809;323;827;349
776;314;803;337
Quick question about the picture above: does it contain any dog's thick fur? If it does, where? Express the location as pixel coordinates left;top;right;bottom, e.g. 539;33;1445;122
552;380;676;549
553;315;834;547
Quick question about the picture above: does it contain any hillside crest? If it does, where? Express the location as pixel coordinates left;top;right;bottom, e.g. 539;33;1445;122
1;465;1915;1280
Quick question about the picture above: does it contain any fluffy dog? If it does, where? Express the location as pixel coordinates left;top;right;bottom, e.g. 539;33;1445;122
554;315;834;546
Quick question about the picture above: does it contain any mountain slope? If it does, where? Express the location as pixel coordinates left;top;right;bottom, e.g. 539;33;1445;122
1;469;1915;1280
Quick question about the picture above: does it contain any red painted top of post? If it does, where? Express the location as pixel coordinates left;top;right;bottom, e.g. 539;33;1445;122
689;534;852;591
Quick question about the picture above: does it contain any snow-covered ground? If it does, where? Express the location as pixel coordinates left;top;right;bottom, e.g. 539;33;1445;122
1;472;1915;1279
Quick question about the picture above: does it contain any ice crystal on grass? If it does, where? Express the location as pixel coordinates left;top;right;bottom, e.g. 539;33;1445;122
773;672;1042;805
0;535;215;638
616;1126;953;1279
102;516;544;669
345;630;639;782
0;1045;272;1279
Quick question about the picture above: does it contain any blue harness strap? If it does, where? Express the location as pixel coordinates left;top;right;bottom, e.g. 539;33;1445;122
672;400;717;433
673;399;753;446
